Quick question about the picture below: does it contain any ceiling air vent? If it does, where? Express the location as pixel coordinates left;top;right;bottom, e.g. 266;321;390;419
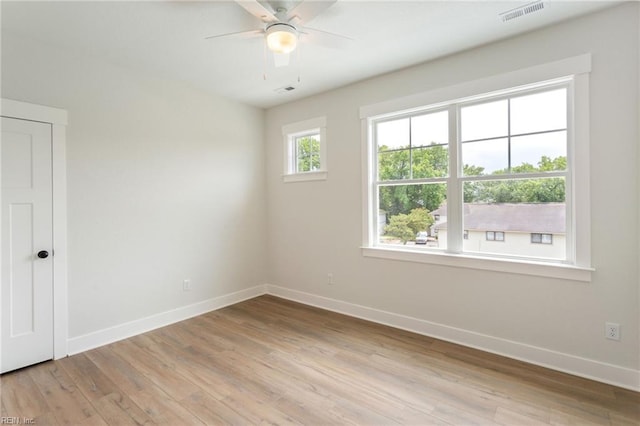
500;1;544;23
275;85;296;94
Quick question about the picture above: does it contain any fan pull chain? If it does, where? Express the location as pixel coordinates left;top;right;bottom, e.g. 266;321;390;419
297;43;301;83
263;41;267;80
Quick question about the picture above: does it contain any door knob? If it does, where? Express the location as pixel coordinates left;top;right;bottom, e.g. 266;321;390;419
37;250;49;259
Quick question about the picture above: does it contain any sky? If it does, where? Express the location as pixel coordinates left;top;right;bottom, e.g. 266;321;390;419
376;87;567;174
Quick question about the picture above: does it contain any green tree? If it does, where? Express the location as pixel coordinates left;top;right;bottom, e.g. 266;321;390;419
384;208;434;244
462;164;486;203
464;156;566;203
384;213;414;244
539;155;566;171
378;144;448;216
407;208;434;234
296;137;320;172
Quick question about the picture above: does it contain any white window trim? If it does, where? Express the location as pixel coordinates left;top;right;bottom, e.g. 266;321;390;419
360;54;593;282
282;116;327;183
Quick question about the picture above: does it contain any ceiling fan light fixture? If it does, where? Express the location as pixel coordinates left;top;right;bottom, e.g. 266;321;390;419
266;23;298;54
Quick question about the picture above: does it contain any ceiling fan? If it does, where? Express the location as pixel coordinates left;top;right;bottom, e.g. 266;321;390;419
206;0;352;67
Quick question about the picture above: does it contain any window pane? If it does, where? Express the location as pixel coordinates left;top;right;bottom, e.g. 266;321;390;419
460;99;508;141
511;132;566;172
461;138;508;175
462;179;565;260
295;135;320;172
412;145;449;179
411;110;448;148
377;118;409;150
511;88;567;135
378;150;410;180
463;177;565;204
378;183;447;249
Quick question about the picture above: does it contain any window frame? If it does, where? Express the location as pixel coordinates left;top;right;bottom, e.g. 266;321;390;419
486;231;505;242
360;55;593;282
282;116;327;183
532;233;553;245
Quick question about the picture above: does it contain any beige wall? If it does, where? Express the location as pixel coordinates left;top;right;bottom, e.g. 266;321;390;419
266;3;639;382
1;33;267;338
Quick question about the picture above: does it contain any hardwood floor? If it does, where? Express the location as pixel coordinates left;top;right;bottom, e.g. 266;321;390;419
2;295;638;425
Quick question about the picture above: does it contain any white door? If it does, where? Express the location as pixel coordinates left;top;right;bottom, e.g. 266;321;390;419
1;116;54;373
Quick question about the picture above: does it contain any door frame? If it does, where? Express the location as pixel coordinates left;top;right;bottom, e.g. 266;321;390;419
1;98;68;360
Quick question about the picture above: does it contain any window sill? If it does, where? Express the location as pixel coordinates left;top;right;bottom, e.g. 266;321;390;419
283;171;328;183
361;246;593;282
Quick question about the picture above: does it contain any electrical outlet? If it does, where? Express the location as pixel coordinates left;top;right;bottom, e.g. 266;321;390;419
183;279;192;291
605;322;620;341
327;273;334;285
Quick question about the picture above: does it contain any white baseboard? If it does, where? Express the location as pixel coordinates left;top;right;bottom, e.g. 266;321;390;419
65;282;639;392
265;284;640;392
66;284;267;356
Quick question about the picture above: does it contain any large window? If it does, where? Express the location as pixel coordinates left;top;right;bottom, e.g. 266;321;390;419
361;56;593;280
371;81;569;260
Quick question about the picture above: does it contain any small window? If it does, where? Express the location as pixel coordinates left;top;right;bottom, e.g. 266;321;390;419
293;133;321;173
486;231;505;242
282;117;327;182
531;233;553;244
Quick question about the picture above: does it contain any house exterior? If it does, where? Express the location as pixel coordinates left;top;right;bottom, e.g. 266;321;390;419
431;203;566;259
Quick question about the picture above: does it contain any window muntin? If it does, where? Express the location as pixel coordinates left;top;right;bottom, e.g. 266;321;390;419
370;80;571;263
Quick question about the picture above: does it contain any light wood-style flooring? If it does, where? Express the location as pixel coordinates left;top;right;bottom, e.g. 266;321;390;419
1;295;638;425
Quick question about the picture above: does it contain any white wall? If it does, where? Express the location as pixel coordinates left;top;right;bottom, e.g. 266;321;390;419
1;33;267;339
265;4;639;387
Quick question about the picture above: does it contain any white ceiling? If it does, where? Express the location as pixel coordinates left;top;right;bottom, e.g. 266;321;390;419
1;1;618;108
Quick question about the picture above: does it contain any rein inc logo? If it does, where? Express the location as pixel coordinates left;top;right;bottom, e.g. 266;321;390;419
0;418;35;425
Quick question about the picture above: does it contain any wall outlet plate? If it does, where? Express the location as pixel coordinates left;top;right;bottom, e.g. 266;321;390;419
605;322;620;341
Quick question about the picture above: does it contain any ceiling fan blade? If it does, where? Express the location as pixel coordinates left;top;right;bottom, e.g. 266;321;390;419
235;0;278;23
287;0;337;25
300;26;353;49
273;52;290;67
204;29;264;40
